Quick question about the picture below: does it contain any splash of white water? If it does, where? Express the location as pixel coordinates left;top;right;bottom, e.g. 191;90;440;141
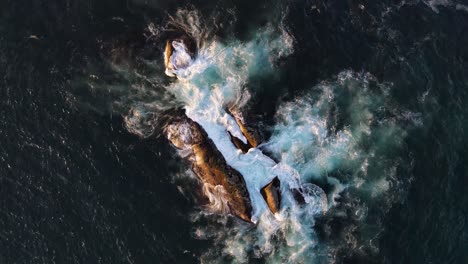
161;14;416;262
164;26;331;263
165;26;318;222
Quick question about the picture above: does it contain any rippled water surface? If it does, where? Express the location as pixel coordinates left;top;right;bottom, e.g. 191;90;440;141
1;0;468;263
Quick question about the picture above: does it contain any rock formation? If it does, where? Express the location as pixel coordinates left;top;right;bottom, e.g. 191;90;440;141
164;113;253;222
163;39;288;222
260;177;281;214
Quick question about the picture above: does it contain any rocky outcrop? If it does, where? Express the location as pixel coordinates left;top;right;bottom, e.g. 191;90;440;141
260;177;281;214
227;109;283;214
228;131;252;153
164;37;196;77
164;113;253;222
164;40;174;70
162;40;284;220
228;108;262;149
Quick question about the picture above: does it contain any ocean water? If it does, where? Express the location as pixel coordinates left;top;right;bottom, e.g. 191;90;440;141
1;0;468;263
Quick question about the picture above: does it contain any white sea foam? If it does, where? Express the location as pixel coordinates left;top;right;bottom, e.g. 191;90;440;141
161;15;415;262
165;40;193;77
165;27;313;223
85;6;421;261
162;25;335;262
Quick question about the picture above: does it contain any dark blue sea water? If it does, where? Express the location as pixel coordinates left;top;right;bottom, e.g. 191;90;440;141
1;0;468;263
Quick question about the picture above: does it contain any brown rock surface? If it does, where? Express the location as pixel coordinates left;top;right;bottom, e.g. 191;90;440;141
230;110;260;148
164;113;253;222
260;177;281;214
164;40;173;70
228;131;252;153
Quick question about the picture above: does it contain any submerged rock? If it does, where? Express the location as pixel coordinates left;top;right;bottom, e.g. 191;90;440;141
164;113;253;222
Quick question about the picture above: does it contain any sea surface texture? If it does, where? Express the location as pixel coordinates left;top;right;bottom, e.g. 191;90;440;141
1;0;468;263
